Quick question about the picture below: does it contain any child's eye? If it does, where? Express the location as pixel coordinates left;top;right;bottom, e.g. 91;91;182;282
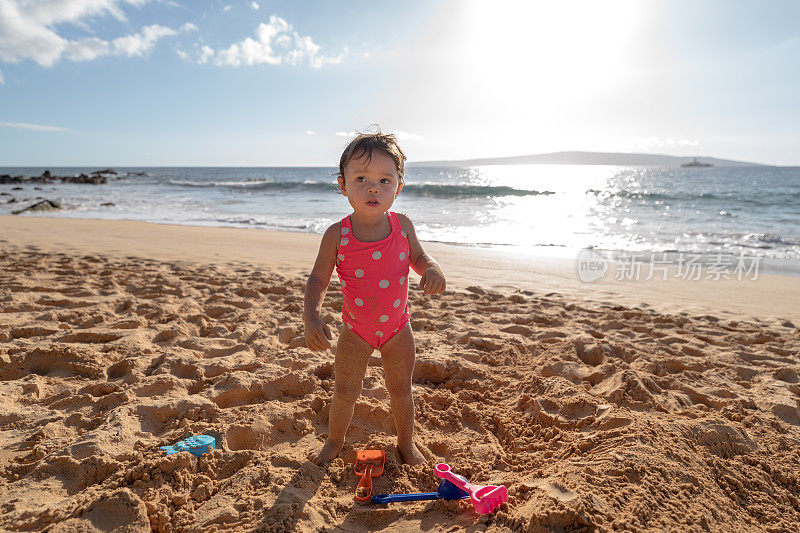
355;176;365;182
381;178;390;183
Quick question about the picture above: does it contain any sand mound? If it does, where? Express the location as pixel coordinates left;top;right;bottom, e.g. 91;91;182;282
1;249;800;531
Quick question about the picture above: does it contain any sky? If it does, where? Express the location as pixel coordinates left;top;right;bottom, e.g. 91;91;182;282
1;0;799;166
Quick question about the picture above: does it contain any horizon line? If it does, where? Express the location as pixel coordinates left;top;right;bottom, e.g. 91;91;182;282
0;151;794;168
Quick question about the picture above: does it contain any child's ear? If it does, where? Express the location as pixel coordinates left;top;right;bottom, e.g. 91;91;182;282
395;180;404;197
338;175;347;196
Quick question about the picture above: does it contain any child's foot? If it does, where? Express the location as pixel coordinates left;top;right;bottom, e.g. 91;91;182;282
312;439;343;465
398;441;426;465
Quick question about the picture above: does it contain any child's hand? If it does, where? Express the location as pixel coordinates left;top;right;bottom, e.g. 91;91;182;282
305;317;333;351
419;264;446;295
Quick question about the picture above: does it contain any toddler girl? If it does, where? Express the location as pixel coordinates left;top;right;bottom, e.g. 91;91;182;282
304;132;446;465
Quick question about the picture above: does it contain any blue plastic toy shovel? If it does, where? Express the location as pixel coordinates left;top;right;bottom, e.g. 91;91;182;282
371;478;470;504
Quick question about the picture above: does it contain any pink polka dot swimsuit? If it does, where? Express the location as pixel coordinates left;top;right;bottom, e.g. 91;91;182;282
335;211;410;348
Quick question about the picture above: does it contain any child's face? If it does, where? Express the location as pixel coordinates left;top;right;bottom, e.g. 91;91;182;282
338;150;403;217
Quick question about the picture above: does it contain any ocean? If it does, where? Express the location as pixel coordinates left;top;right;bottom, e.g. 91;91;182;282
2;164;799;266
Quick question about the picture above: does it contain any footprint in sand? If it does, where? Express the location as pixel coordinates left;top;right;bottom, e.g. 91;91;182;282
532;480;579;503
177;337;248;357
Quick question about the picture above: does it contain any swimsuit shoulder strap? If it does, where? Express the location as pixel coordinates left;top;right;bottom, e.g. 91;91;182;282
340;215;352;232
388;211;401;233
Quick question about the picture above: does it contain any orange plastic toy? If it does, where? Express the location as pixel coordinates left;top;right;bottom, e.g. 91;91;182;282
354;450;385;502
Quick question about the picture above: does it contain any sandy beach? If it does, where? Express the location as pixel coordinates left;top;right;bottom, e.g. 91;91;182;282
2;215;800;532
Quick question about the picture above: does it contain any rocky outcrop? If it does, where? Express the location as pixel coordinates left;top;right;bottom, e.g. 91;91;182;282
65;173;106;184
0;171;107;185
12;199;62;214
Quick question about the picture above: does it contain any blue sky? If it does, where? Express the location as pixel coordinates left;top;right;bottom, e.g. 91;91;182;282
1;0;799;166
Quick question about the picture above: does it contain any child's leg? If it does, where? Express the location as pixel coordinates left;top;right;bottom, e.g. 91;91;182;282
378;323;425;465
313;326;373;465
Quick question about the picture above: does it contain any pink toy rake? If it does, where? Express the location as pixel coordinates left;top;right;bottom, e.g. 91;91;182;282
434;463;508;514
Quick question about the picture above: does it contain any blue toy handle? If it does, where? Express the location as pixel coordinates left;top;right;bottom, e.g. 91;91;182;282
371;479;470;504
372;492;439;503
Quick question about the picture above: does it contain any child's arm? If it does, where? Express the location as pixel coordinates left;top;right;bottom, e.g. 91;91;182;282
304;223;340;351
397;214;446;295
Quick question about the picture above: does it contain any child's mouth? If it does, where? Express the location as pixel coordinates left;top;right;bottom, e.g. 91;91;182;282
366;200;379;207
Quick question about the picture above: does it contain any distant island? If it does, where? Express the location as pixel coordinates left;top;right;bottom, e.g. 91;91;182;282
409;151;768;168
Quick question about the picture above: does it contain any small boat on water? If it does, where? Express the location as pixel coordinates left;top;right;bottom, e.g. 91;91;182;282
681;158;713;168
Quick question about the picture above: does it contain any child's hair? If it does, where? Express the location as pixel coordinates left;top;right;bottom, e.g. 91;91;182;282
338;131;407;182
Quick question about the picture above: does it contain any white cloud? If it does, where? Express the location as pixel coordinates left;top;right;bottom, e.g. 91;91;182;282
622;136;699;152
0;1;192;67
112;24;177;57
0;121;70;131
223;4;231;12
195;15;344;68
176;48;189;61
0;69;4;84
393;130;426;141
198;45;214;64
306;130;316;135
250;1;259;10
64;37;110;61
335;130;425;141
